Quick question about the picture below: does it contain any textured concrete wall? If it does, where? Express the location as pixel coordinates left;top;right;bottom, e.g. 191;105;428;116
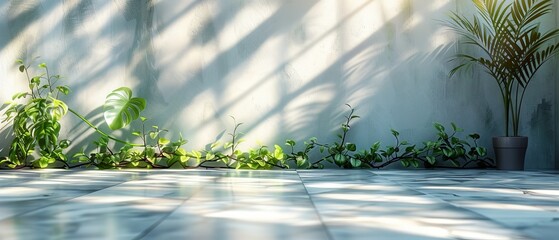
0;0;557;169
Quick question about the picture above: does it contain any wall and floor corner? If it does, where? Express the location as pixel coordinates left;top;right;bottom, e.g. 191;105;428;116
0;0;557;170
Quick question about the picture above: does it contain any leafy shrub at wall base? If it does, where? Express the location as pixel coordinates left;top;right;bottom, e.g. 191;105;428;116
1;61;493;170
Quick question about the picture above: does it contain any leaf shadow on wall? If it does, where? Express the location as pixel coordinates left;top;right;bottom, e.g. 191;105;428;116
529;98;554;169
145;1;324;143
4;0;41;64
118;0;166;106
218;1;457;150
131;0;461;152
334;1;502;152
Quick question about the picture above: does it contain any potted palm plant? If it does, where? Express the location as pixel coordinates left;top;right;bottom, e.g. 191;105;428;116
446;0;559;170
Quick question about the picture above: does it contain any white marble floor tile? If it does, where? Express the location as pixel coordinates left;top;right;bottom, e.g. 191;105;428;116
0;169;557;239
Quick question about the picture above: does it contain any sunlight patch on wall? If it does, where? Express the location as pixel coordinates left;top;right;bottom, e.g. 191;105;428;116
77;71;127;110
285;2;339;83
217;1;281;51
176;90;227;149
282;84;336;132
37;3;65;59
154;1;220;91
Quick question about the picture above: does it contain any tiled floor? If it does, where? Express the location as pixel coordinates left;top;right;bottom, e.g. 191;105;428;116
0;169;558;240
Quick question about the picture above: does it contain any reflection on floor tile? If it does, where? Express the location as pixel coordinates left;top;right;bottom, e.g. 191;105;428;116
0;169;557;239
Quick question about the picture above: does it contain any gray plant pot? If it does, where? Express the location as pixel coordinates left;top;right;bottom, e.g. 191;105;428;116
492;136;528;170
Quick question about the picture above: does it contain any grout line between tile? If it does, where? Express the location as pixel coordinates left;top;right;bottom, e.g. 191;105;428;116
296;170;337;240
133;187;204;240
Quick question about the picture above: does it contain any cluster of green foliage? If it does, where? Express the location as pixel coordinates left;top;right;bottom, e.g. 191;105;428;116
69;105;493;170
1;60;71;168
1;61;493;170
282;105;492;169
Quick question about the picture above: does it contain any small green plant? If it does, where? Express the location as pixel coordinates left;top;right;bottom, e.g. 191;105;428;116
1;60;71;168
423;123;491;168
71;119;189;169
70;87;182;169
283;105;492;169
352;128;422;169
350;123;492;169
186;117;288;170
285;104;360;169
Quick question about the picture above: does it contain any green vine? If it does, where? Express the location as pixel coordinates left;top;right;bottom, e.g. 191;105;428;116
1;60;494;170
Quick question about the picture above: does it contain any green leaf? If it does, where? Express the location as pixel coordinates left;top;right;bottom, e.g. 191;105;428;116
158;138;170;145
12;92;28;100
401;159;410;168
390;129;399;137
191;150;202;160
38;160;49;168
56;85;71;95
334;154;346;166
206;152;215;160
176;148;187;156
433;122;444;132
38;63;47;68
405;145;416;153
49;97;68;120
285;139;296;147
426;156;436;165
179;155;190;163
18;65;25;72
456;147;465;157
442;148;453;157
350;158;361;168
296;155;308;168
451;122;458;131
273;145;284;159
371;141;381;152
59;139;71;149
476;147;487;156
103;87;146;130
469;133;481;140
31;77;40;84
346;143;357;152
148;132;158;140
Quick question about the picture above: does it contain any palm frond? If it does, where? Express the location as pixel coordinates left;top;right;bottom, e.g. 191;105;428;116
445;0;559;136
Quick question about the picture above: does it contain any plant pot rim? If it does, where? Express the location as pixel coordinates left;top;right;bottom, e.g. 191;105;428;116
492;136;528;149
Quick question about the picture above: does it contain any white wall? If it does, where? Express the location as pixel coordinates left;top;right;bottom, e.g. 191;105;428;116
0;0;557;169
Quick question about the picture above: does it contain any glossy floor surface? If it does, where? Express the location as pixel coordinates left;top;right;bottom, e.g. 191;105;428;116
0;169;558;240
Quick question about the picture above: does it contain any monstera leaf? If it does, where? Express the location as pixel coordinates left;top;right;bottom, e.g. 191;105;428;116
103;87;146;130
